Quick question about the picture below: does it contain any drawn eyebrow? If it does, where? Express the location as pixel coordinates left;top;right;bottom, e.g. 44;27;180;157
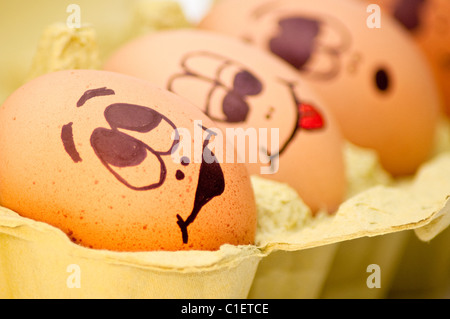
61;122;82;163
77;87;116;107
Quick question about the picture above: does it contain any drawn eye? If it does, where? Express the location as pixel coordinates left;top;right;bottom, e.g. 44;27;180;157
393;0;424;31
205;86;250;123
104;103;163;133
90;128;148;168
270;17;320;70
213;69;260;123
104;103;178;155
374;68;390;92
222;91;250;123
232;70;263;96
90;128;166;190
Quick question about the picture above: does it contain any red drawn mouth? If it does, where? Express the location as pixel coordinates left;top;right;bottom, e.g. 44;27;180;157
298;103;325;130
260;82;325;168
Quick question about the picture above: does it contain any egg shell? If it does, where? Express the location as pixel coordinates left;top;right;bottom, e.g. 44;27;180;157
103;29;347;214
199;0;442;177
0;69;257;252
360;0;450;117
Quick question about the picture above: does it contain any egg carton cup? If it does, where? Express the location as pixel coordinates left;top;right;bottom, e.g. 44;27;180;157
247;117;449;299
388;226;450;299
385;120;450;298
385;121;450;299
0;208;263;299
1;143;449;298
247;243;339;299
261;153;449;299
316;117;450;299
318;231;410;299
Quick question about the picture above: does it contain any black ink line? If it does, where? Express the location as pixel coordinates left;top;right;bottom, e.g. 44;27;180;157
167;51;262;123
90;104;180;191
61;122;82;163
176;125;225;244
90;128;168;191
77;87;116;108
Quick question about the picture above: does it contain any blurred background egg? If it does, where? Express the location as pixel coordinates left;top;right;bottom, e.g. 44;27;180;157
358;0;450;117
0;69;257;252
199;0;442;177
103;29;347;214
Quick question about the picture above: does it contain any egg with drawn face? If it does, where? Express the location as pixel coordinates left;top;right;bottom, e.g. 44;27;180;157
359;0;450;116
104;29;347;214
199;0;442;176
0;69;257;252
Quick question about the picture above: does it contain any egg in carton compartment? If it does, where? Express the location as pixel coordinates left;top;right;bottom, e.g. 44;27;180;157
0;0;449;299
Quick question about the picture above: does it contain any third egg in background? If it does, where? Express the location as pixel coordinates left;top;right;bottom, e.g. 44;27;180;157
199;0;443;177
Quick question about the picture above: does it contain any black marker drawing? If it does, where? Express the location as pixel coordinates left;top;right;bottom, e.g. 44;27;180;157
168;51;263;124
77;87;115;107
176;125;225;244
167;51;325;170
393;0;426;31
249;1;353;80
61;122;82;163
61;88;226;245
269;17;320;70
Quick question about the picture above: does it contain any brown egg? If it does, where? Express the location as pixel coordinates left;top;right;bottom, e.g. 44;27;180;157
359;0;450;117
199;0;442;176
103;29;347;214
0;69;257;252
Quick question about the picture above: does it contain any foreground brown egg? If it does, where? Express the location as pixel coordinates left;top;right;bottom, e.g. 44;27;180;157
0;70;257;252
199;0;442;176
103;29;347;214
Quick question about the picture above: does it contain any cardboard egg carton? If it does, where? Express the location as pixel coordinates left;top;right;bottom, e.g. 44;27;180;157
0;141;449;298
0;0;449;299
